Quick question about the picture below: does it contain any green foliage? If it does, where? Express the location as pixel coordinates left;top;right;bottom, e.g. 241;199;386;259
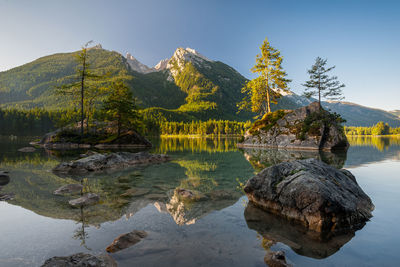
238;37;290;117
248;109;287;135
159;120;251;136
295;110;346;140
0;46;253;122
344;122;399;136
0;108;58;135
101;81;141;137
303;57;345;105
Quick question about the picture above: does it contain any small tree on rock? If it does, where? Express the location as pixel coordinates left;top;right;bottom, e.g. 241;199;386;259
238;37;290;118
303;57;345;107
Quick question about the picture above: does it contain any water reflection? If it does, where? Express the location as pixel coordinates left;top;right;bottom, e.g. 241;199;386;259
347;135;400;151
1;136;400;266
240;147;347;170
0;136;252;229
245;203;357;259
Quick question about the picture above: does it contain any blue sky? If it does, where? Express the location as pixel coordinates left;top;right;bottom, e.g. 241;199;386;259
0;0;399;110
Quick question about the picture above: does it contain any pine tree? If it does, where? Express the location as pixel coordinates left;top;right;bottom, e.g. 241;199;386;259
302;57;345;107
102;81;140;138
56;41;105;137
238;38;290;117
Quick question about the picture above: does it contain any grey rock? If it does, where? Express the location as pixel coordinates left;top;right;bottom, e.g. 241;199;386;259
68;193;100;207
244;158;374;233
175;188;207;201
54;184;83;195
106;230;148;253
264;251;291;267
238;102;349;151
41;252;116;267
18;147;36;152
53;152;169;175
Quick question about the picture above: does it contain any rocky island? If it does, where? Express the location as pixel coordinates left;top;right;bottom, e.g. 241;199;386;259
34;126;152;149
237;102;349;151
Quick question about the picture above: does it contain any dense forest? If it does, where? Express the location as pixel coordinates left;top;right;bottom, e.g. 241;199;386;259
0;107;252;136
0;108;58;135
344;122;400;135
2;106;400;137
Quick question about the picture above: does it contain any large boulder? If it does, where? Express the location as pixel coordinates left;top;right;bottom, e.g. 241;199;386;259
237;102;349;151
244;158;374;233
41;253;116;267
53;152;169;175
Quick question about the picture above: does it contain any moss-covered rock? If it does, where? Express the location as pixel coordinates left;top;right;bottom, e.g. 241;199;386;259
237;102;349;151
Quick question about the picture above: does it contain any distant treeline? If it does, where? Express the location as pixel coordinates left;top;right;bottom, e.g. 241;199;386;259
344;122;400;136
159;120;252;136
0;107;251;137
0;108;59;136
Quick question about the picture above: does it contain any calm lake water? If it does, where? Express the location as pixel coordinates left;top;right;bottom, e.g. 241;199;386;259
0;136;400;267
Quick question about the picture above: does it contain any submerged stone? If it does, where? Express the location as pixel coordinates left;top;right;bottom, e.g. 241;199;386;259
53;184;83;195
41;252;116;267
106;230;148;253
18;147;36;152
68;193;100;207
264;250;291;267
244;158;374;233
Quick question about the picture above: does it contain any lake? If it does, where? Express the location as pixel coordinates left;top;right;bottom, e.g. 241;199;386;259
0;136;399;266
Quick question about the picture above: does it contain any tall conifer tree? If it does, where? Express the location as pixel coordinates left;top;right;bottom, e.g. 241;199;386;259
303;57;345;107
238;38;290;117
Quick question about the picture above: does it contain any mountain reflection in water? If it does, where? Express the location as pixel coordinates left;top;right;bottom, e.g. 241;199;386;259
0;136;399;266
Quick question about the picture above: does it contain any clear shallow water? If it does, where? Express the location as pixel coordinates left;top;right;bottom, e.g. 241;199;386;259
0;136;399;267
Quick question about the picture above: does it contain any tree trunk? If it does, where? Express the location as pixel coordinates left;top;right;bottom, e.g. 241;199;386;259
117;114;121;139
266;86;271;113
80;54;86;138
318;75;321;110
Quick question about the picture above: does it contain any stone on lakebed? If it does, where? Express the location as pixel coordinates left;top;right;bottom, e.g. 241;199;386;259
106;230;147;253
68;193;100;207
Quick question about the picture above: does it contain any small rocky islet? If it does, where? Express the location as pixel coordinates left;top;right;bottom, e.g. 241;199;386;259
237;102;349;151
33;124;152;150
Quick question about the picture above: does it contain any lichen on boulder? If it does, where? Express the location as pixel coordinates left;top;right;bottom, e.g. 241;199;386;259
237;102;349;151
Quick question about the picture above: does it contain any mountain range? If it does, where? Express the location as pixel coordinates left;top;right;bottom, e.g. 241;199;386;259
0;45;399;126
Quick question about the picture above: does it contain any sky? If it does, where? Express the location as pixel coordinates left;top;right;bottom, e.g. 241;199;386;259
0;0;399;111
